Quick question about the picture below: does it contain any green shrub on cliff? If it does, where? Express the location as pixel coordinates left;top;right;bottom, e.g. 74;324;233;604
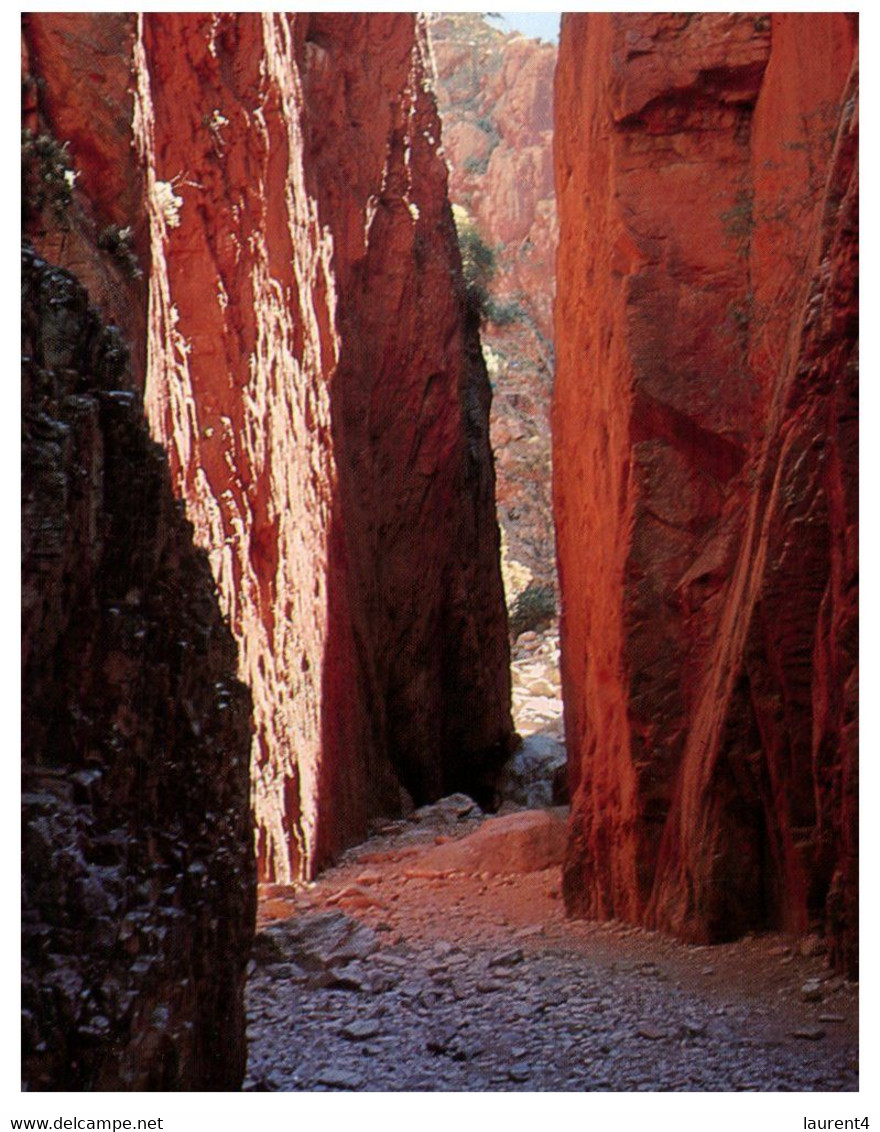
453;204;496;321
509;582;556;638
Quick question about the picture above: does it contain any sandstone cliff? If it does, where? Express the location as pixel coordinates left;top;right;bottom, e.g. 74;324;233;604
25;12;514;885
22;245;255;1089
554;13;858;973
429;14;557;594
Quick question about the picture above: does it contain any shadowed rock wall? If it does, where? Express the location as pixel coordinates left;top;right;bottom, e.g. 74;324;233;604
554;13;857;973
25;12;514;885
22;245;255;1089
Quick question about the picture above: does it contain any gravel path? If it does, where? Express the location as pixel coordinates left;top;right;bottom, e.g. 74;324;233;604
244;805;858;1092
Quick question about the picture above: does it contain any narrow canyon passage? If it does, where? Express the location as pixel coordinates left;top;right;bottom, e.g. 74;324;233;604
21;11;857;1096
243;10;858;1093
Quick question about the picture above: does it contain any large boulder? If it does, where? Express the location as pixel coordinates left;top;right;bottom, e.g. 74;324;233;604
498;734;567;808
409;809;568;876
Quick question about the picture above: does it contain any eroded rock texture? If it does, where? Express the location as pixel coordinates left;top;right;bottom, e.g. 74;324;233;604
554;13;858;972
22;245;255;1089
26;12;513;884
429;13;556;340
132;13;512;881
22;14;148;379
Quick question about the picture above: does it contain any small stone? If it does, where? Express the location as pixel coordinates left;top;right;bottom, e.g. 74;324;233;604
426;1032;454;1055
800;934;826;957
476;980;503;994
818;1014;846;1024
266;961;307;982
801;979;824;1002
252;931;287;965
489;947;524;968
326;969;370;992
78;1015;111;1039
637;1024;667;1041
341;1018;381;1041
316;1068;362;1090
325;884;387;910
791;1027;826;1041
508;1064;532;1082
250;1071;284;1091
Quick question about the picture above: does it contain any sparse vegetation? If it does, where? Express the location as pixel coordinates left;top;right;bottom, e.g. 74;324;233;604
720;189;755;254
508;582;556;638
97;224;143;280
474;116;501;148
22;128;77;229
485;296;527;326
453;207;528;327
463;154;490;176
499;528;532;604
453;205;497;321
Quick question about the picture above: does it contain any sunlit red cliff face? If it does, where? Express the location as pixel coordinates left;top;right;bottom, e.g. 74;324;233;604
554;13;858;973
25;12;514;885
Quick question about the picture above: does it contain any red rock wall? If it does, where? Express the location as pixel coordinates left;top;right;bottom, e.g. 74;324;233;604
554;13;858;972
22;245;255;1089
23;14;149;380
30;12;512;883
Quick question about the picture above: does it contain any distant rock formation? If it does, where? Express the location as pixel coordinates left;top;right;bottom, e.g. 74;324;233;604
554;13;858;974
429;13;557;594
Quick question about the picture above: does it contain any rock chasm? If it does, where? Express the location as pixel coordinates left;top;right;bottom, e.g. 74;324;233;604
21;9;858;1093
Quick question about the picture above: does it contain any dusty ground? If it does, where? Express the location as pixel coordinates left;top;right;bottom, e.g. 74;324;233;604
244;799;858;1093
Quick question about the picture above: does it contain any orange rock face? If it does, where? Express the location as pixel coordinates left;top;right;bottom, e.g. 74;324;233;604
136;12;513;882
554;13;858;972
29;12;513;884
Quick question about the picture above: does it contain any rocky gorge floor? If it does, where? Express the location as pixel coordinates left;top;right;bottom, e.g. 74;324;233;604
244;626;858;1094
244;626;857;1093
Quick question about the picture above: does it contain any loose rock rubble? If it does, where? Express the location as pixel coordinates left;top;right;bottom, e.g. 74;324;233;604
245;796;858;1092
510;625;564;739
